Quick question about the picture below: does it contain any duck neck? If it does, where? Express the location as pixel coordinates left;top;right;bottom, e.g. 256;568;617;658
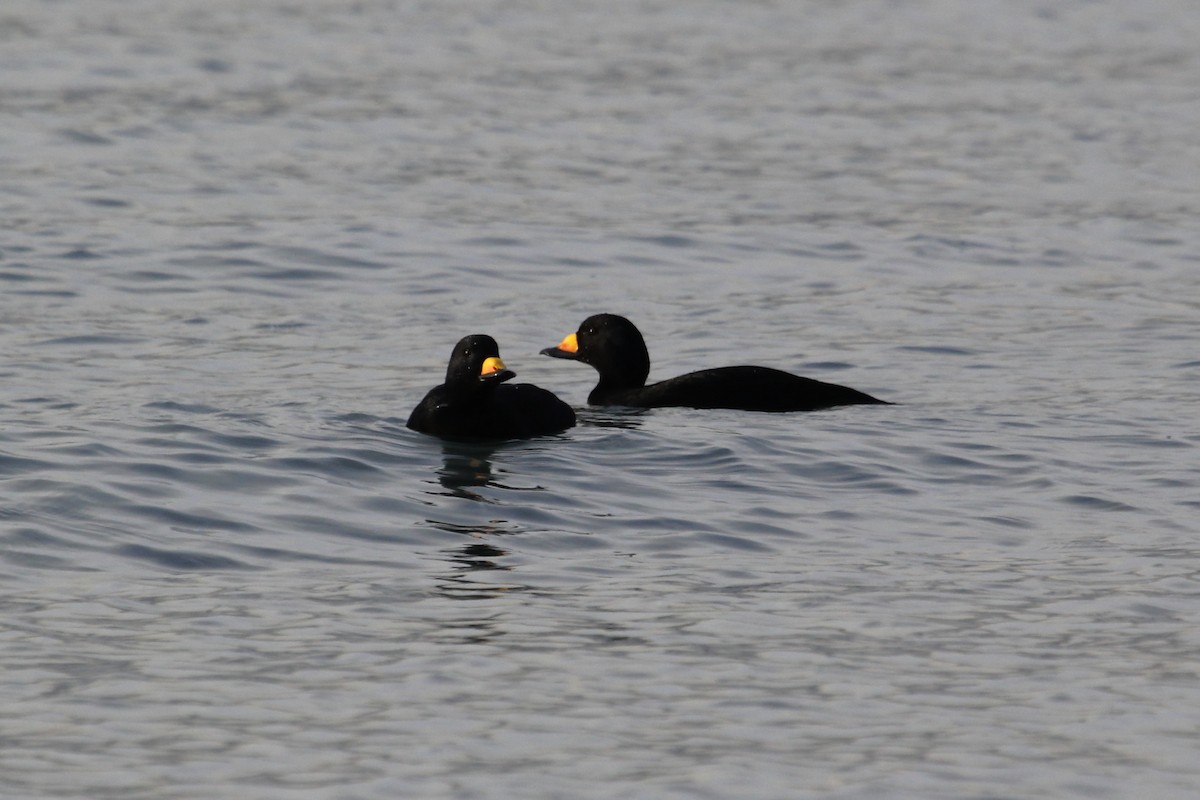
590;358;648;403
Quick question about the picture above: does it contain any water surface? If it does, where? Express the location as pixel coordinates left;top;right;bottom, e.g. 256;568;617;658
3;1;1200;798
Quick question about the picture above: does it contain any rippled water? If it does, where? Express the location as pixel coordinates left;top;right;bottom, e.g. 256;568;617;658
3;1;1200;798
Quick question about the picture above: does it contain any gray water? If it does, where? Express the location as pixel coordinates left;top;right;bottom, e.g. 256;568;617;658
3;1;1200;798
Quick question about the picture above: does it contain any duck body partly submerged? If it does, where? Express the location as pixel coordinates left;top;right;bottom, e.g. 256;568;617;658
542;313;888;412
408;381;576;439
408;334;575;441
592;365;884;411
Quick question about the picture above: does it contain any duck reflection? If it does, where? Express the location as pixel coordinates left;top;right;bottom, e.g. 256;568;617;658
577;407;648;429
424;438;569;605
426;522;525;605
452;541;508;569
427;547;511;642
436;540;520;602
432;438;560;499
433;440;500;500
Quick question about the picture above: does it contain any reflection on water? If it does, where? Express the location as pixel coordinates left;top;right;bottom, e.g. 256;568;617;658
426;445;522;600
451;542;509;570
434;441;500;500
422;439;578;603
436;541;521;603
424;514;522;600
577;407;649;429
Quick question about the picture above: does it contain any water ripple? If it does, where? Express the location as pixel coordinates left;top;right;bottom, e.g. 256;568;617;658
115;544;257;571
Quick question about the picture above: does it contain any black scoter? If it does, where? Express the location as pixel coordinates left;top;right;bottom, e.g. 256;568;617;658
541;313;888;411
408;334;576;440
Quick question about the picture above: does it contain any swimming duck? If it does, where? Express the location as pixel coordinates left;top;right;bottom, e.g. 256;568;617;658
409;334;576;439
541;313;887;411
